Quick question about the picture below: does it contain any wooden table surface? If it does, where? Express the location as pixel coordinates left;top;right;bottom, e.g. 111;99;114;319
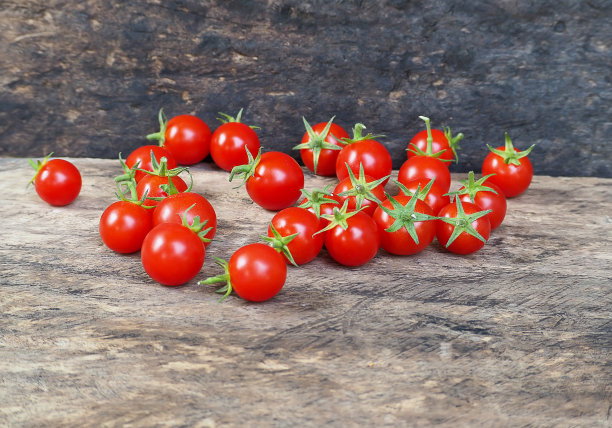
1;157;611;427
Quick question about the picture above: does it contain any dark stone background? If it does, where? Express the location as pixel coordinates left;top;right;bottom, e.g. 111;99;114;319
1;0;610;177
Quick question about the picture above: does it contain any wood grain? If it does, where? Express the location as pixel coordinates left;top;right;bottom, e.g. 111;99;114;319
1;158;611;427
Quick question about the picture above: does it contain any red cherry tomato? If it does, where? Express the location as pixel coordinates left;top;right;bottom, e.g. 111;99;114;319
436;200;491;255
236;151;304;211
99;201;153;254
398;156;451;193
153;192;217;246
210;119;260;172
373;194;436;256
334;174;386;217
482;150;533;198
141;223;205;286
336;139;392;186
325;211;380;266
266;207;325;265
29;156;82;206
396;178;450;216
406;116;462;165
229;244;287;302
299;191;342;231
458;180;507;231
126;145;177;182
136;175;188;208
297;118;349;176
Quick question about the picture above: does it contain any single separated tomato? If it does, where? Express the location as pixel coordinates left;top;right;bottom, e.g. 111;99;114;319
373;191;436;256
28;154;82;206
141;222;205;286
293;116;349;176
335;123;392;185
482;132;535;198
456;172;507;230
147;108;211;165
210;108;261;172
263;207;325;266
407;116;463;165
99;201;153;254
318;200;380;266
436;198;492;255
230;148;304;211
200;243;287;302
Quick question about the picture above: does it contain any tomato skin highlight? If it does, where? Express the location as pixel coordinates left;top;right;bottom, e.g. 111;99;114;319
482;148;533;198
126;145;177;182
398;156;451;193
141;223;205;286
99;201;153;254
299;122;349;176
210;122;260;172
245;152;304;211
436;201;491;255
163;115;212;165
153;192;217;246
229;243;287;302
325;212;379;267
33;159;82;206
336;139;392;186
268;207;325;265
373;195;436;256
458;180;507;231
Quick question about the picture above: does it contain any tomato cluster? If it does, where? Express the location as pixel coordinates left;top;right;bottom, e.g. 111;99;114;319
29;109;535;303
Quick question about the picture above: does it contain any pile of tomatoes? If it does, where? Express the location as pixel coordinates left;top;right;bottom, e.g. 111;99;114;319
28;109;535;303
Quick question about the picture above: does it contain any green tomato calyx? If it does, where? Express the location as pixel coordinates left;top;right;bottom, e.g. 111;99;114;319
261;223;299;267
199;257;233;302
437;197;492;248
292;116;344;174
451;171;498;202
146;108;168;146
337;162;389;211
315;199;362;235
298;184;339;219
379;185;437;244
487;133;535;166
341;123;385;144
229;146;262;188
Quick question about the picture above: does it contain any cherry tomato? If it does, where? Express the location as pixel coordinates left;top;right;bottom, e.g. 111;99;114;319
398;156;451;193
136;175;188;208
436;199;491;255
141;223;205;286
153;192;217;246
99;201;153;254
294;117;349;176
201;244;287;302
322;203;380;266
334;173;386;217
298;189;342;231
373;194;436;256
231;149;304;211
396;178;450;216
406;116;463;165
126;145;177;182
210;110;261;172
147;109;211;165
482;133;535;198
29;155;82;206
266;207;325;265
457;173;507;231
335;123;392;185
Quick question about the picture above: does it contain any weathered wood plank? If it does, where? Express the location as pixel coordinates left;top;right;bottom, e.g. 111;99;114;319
0;158;610;426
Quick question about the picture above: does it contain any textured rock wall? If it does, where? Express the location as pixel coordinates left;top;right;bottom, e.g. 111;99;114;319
1;0;611;176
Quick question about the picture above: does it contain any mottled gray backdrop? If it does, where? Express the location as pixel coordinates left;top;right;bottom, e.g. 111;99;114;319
1;0;610;176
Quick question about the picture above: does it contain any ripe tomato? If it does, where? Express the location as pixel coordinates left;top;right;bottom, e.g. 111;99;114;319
230;149;304;211
147;109;211;165
153;192;217;246
294;117;349;176
456;172;507;230
136;175;188;207
141;223;205;286
482;133;535;198
334;171;386;217
320;201;380;266
265;207;325;265
398;156;451;193
396;178;450;216
29;155;82;206
200;244;287;302
436;199;491;255
298;187;341;231
406;116;463;165
373;194;436;256
126;145;177;182
335;123;392;185
210;109;261;172
99;201;153;254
